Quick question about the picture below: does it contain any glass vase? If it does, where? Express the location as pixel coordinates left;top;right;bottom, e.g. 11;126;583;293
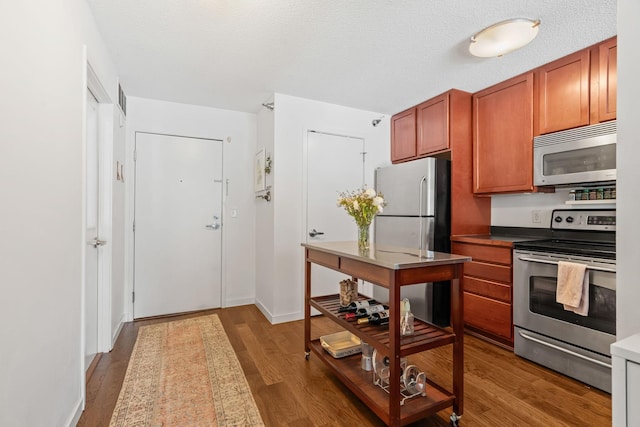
357;223;371;255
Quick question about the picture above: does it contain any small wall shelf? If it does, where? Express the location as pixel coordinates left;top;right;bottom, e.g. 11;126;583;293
565;199;616;205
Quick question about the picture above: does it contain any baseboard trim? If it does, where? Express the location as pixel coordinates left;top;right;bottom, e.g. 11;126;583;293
85;353;103;385
111;313;126;348
254;300;273;323
66;397;83;427
224;296;256;308
254;299;303;324
270;311;304;324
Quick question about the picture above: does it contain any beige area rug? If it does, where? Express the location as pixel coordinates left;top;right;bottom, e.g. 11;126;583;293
110;314;264;427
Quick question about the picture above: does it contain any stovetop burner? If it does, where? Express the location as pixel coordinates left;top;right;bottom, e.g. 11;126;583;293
513;208;616;260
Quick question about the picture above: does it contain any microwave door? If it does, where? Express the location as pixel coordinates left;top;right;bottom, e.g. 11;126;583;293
533;121;616;186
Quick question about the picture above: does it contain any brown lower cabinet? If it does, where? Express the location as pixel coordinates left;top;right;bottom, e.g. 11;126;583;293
451;239;514;348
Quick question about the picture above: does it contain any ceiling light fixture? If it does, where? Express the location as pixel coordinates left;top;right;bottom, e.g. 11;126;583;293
469;18;541;58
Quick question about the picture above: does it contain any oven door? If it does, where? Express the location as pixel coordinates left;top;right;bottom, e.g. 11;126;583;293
513;250;616;356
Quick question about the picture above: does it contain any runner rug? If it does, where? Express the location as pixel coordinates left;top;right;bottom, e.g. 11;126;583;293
109;314;264;426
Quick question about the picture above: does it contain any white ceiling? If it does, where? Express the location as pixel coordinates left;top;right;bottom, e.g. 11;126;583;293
87;0;616;115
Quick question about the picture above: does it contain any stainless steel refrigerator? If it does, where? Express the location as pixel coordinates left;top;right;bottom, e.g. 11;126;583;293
373;157;451;326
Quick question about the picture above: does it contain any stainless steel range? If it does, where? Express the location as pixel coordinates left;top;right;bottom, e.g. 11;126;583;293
513;209;616;393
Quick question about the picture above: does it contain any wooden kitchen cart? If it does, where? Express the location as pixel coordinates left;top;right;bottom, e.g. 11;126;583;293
303;241;470;427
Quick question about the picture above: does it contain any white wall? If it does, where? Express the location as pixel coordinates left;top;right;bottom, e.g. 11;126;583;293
111;111;127;342
255;103;276;314
125;97;257;316
255;93;390;324
616;0;640;340
0;0;122;425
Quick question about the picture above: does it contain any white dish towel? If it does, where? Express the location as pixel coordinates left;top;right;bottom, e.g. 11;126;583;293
556;261;589;316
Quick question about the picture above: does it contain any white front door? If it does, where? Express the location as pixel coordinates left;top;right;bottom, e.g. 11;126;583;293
84;90;100;370
306;131;365;298
134;133;223;318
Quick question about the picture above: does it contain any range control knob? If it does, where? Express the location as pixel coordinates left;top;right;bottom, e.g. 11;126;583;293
566;216;574;223
554;216;563;223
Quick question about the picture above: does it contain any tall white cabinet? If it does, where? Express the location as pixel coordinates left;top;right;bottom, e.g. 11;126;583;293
612;333;640;426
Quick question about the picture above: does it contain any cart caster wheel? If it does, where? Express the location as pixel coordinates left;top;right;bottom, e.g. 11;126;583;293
305;351;310;360
450;413;460;427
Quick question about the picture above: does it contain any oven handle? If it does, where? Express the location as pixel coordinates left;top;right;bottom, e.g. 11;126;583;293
518;330;612;369
516;256;616;273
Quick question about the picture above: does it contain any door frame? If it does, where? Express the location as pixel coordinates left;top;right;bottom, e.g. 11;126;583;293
126;131;226;320
302;129;366;243
81;56;114;403
301;128;374;297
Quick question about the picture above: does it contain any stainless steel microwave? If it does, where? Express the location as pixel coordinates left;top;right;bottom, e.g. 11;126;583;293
533;120;616;186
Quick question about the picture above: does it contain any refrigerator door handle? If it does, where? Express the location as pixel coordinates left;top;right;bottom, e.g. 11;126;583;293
418;176;426;250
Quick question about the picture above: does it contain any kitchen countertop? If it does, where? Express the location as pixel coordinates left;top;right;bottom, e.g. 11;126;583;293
451;226;552;247
302;241;471;270
451;234;537;247
611;333;640;363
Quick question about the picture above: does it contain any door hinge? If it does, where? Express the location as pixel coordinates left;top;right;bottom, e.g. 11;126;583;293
132;291;135;303
133;221;135;232
133;150;137;161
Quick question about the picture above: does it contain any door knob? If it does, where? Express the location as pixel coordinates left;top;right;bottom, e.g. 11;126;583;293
92;238;107;248
309;229;325;237
205;215;221;230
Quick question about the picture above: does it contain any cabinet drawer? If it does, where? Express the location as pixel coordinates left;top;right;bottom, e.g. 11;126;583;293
306;249;339;270
464;292;512;340
463;260;511;283
452;242;511;265
463;276;511;303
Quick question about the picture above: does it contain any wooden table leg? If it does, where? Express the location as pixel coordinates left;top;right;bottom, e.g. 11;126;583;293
304;254;311;359
451;266;464;416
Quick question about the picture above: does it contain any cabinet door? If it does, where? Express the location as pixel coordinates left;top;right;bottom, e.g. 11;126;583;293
391;108;416;163
473;72;534;194
464;292;512;340
598;37;617;122
536;49;590;135
417;93;449;155
628;361;640;425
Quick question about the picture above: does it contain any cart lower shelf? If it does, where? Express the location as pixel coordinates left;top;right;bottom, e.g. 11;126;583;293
309;340;455;426
310;294;456;356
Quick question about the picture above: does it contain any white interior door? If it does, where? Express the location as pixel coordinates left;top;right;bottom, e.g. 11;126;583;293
306;131;365;299
134;133;223;318
84;90;100;370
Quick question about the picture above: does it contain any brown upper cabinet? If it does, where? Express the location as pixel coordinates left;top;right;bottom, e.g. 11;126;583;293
535;36;617;135
390;90;491;234
390;108;417;162
596;37;617;122
536;50;590;135
473;72;535;194
391;90;470;163
416;93;449;155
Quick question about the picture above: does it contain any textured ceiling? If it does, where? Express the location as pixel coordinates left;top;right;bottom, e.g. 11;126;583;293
87;0;616;115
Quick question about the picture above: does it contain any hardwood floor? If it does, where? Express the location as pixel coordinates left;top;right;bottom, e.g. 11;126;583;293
78;305;611;426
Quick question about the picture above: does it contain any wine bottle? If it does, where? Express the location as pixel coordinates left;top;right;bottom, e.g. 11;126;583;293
357;310;390;325
345;304;389;320
337;299;377;313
